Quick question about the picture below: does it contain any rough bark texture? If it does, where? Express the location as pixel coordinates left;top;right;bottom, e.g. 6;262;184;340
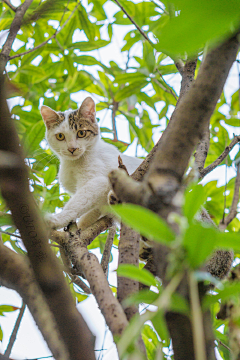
117;224;140;320
0;76;95;360
101;225;117;276
51;222;129;337
0;244;70;360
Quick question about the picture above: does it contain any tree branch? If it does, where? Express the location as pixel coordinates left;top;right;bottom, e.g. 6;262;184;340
117;225;140;321
219;162;240;230
109;31;240;360
0;75;95;360
194;127;210;173
0;242;70;360
51;222;129;337
8;3;80;61
0;0;33;69
4;302;26;358
101;226;117;276
2;0;17;12
200;135;240;179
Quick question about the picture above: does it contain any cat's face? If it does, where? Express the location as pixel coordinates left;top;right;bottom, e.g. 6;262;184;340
40;97;99;160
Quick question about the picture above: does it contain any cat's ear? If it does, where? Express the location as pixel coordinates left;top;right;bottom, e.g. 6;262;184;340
78;97;96;123
40;106;59;129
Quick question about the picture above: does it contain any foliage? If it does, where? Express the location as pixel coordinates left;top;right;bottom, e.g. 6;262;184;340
0;0;240;359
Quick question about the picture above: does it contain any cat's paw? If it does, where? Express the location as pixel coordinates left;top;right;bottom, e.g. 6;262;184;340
108;190;120;205
44;213;61;229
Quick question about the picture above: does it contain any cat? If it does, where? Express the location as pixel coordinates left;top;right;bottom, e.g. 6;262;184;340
40;97;142;230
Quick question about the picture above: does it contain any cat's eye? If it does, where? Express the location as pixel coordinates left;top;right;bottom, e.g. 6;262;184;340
56;133;65;141
77;130;87;138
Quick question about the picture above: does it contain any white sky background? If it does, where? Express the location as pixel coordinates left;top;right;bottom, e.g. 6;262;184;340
0;0;240;359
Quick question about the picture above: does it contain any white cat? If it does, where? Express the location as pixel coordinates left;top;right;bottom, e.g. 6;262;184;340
40;97;142;230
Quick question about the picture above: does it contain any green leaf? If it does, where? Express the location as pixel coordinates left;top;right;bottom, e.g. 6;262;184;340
151;310;170;343
123;289;159;307
0;326;2;342
114;80;149;102
24;121;45;155
183;183;206;223
183;223;217;268
217;232;240;251
154;0;240;56
203;283;240;309
0;305;19;316
110;204;175;244
117;264;158;287
68;40;110;51
44;164;57;186
0;214;13;227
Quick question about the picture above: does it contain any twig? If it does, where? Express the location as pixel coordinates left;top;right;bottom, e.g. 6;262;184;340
155;68;178;100
111;102;118;141
113;0;154;46
189;273;207;360
217;339;232;352
70;275;91;294
0;0;34;69
4;302;26;357
9;2;80;60
200;135;240;179
152;77;177;100
2;0;17;12
101;226;117;276
0;229;21;239
219;163;240;230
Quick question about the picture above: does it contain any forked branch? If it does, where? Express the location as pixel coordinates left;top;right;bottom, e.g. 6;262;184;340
200;135;240;179
219;162;240;230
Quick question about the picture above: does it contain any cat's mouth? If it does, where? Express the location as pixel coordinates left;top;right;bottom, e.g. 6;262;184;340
62;151;83;159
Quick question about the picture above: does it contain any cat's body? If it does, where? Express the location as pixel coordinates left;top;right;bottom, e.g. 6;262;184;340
41;97;141;230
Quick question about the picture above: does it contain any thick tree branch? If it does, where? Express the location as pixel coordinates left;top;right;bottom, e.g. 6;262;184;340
109;32;240;360
0;243;70;360
117;225;140;321
51;222;129;337
0;0;33;69
219;162;240;231
200;135;240;179
0;76;95;360
2;0;17;12
4;302;26;357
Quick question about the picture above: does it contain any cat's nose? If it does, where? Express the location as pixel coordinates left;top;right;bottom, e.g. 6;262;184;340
68;148;78;154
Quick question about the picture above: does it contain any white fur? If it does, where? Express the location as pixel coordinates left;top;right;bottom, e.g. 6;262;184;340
44;109;142;229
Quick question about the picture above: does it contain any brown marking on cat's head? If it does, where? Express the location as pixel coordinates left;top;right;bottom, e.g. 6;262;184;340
68;97;99;135
40;106;65;129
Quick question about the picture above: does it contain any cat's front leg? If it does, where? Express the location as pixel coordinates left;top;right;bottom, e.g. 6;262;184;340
45;177;110;229
44;211;76;229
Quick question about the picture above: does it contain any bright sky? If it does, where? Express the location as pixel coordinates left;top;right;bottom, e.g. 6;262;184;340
0;1;240;360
